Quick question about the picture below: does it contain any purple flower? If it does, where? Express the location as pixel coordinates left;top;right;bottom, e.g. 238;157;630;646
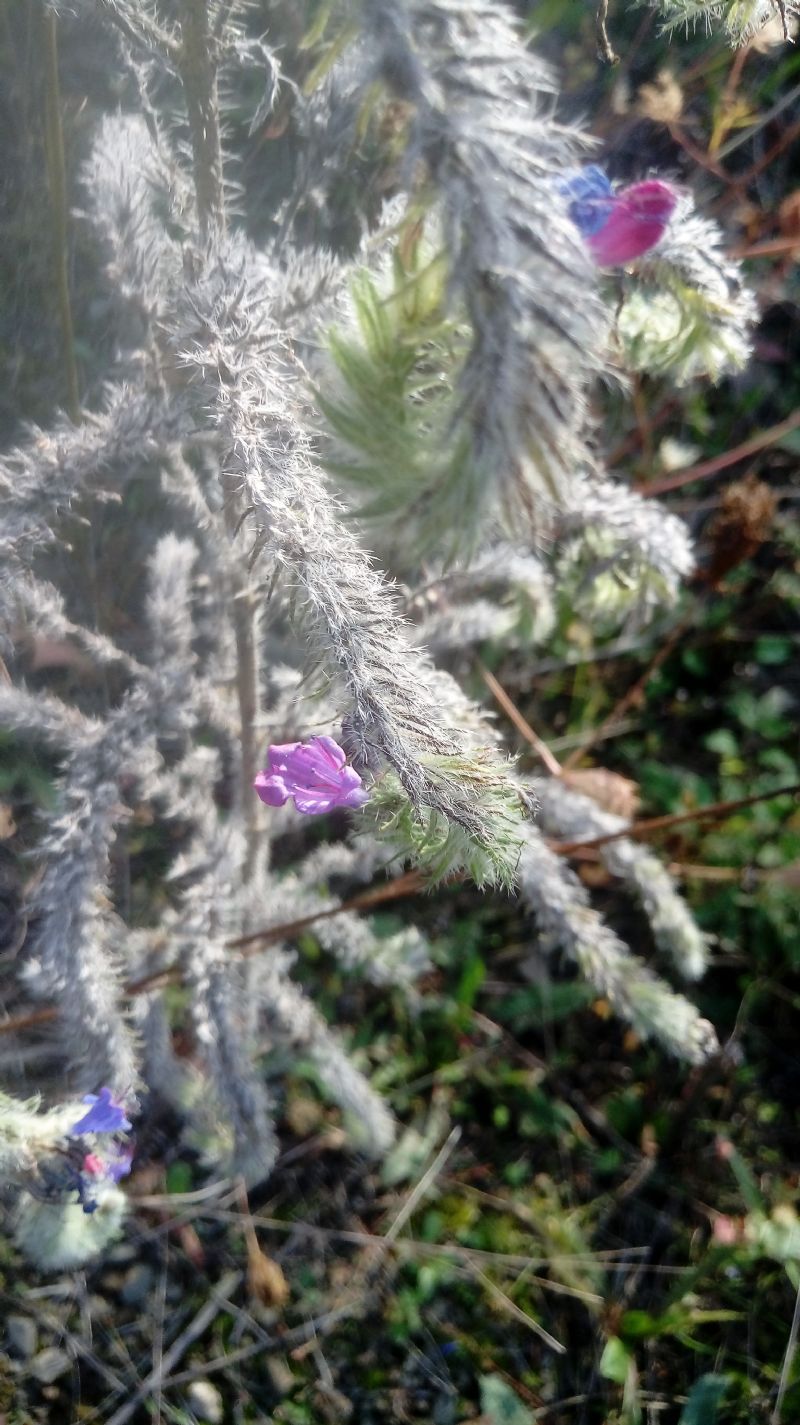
559;166;678;266
254;736;369;815
105;1142;134;1183
69;1086;132;1136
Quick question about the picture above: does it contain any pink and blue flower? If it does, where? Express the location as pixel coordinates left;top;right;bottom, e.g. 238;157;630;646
559;166;678;266
67;1087;134;1213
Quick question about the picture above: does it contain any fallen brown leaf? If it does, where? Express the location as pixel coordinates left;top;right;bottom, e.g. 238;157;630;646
247;1244;290;1309
562;767;641;820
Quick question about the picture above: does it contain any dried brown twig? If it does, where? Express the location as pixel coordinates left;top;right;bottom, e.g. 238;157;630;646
639;411;800;497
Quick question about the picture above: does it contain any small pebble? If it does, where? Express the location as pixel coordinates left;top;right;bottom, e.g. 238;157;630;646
120;1263;155;1306
106;1242;137;1265
87;1294;113;1322
185;1379;223;1423
6;1315;37;1358
265;1355;295;1397
29;1347;71;1384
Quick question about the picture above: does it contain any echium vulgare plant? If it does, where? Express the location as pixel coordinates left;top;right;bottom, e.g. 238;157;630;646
0;0;765;1268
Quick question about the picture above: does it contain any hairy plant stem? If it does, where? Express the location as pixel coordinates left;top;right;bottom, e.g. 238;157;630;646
179;0;263;873
42;6;80;423
178;0;225;240
223;488;263;880
91;0;179;58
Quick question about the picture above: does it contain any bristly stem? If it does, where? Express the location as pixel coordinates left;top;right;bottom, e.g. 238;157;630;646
223;493;263;881
179;0;262;872
93;0;180;58
42;6;80;423
178;0;225;239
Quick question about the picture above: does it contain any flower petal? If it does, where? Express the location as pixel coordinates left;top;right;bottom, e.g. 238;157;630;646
587;180;678;266
255;736;368;815
338;767;370;807
556;165;615;237
254;771;290;806
265;742;301;773
70;1087;132;1136
311;735;347;770
292;788;340;815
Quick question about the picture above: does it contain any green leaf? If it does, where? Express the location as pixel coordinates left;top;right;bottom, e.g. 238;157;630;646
621;1305;741;1342
776;428;800;456
299;0;333;49
705;728;739;758
492;981;595;1029
479;1374;535;1425
751;1205;800;1265
365;763;525;891
165;1162;193;1194
600;1336;633;1385
317;226;486;560
619;1309;664;1340
755;636;793;666
455;950;486;1008
678;1374;729;1425
724;1142;766;1214
301;20;360;94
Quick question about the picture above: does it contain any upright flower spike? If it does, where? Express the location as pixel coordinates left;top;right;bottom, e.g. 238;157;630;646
360;0;611;531
254;736;369;815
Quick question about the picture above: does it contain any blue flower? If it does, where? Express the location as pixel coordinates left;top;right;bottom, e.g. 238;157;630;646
69;1087;132;1136
555;165;615;237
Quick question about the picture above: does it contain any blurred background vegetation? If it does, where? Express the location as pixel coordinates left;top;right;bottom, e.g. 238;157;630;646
1;1;799;1421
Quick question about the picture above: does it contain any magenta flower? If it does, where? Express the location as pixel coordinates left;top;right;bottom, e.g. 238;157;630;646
254;736;369;815
69;1086;132;1136
586;179;678;266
